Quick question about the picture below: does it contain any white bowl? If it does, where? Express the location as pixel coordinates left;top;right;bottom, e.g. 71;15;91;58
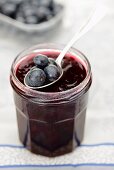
0;4;64;33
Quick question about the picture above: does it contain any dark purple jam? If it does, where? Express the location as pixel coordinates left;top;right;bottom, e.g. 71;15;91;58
16;51;86;92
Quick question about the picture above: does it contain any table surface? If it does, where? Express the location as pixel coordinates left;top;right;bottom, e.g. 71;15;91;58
0;0;114;169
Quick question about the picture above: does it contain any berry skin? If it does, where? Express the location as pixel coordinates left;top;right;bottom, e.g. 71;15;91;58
39;0;52;8
22;6;37;17
33;54;49;68
25;68;46;87
49;58;57;66
16;11;25;23
36;6;52;23
44;64;60;82
30;0;40;7
25;15;38;24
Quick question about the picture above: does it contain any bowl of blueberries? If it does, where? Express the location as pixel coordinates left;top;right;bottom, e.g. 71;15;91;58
0;0;64;32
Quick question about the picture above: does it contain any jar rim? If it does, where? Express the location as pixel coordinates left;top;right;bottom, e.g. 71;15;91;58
10;43;92;102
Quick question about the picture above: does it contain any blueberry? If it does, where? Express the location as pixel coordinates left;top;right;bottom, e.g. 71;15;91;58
8;0;22;5
44;64;60;82
30;0;40;6
24;6;37;17
16;11;25;23
39;0;52;8
24;8;35;17
19;3;42;24
18;2;35;15
25;15;38;24
16;15;26;23
1;2;17;18
49;58;57;66
33;54;49;68
25;68;46;87
19;0;30;8
36;6;52;23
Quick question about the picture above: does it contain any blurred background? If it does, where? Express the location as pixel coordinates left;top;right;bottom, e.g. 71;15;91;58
0;0;114;145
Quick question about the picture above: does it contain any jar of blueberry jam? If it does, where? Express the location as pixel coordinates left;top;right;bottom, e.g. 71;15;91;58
10;44;92;157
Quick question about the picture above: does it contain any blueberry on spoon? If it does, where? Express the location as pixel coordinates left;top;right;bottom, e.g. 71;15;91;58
24;55;61;89
49;58;57;66
44;64;60;82
33;54;49;69
25;68;46;87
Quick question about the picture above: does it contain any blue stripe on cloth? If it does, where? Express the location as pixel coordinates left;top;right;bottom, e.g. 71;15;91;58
0;143;114;148
80;143;114;147
0;163;114;168
0;144;24;148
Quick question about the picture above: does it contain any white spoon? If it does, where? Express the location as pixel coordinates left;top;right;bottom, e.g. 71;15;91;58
24;4;108;89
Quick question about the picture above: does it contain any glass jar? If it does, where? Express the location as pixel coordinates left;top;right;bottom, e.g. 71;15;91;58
10;44;92;157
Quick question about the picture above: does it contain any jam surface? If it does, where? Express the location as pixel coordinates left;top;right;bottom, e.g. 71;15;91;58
16;51;86;92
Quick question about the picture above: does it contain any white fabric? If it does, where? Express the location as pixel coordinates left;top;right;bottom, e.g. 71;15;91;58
0;144;114;167
0;0;114;169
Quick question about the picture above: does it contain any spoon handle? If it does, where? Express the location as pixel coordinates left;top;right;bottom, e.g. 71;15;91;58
56;4;108;66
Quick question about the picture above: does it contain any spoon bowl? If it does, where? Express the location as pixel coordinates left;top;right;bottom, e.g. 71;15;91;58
24;64;63;90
